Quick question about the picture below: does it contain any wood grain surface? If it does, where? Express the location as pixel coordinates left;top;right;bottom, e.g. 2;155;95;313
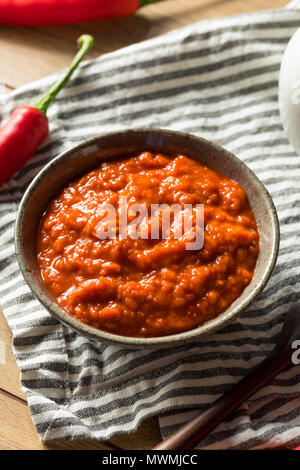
0;0;287;451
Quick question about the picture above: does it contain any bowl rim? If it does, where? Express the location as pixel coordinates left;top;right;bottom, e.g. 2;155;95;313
15;128;280;348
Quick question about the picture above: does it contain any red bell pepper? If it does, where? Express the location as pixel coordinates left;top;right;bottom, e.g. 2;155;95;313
0;34;94;187
0;0;164;25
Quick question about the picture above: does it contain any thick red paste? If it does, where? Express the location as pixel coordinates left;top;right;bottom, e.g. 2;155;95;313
37;152;259;337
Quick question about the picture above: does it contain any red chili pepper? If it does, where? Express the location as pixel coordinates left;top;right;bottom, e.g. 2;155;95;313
0;34;94;187
0;0;163;25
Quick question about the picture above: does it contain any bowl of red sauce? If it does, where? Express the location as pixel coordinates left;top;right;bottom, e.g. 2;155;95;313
15;129;279;348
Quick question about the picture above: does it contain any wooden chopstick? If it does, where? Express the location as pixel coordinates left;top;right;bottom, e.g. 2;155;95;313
153;343;292;450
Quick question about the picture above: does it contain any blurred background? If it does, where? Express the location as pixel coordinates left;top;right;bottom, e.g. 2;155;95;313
1;0;286;90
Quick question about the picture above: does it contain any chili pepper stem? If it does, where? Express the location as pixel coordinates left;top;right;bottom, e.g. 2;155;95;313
140;0;163;6
34;34;94;116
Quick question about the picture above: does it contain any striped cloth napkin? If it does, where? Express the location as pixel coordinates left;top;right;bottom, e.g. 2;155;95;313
1;1;300;450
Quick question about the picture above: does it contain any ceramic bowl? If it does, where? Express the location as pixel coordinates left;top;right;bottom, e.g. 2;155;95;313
15;129;279;349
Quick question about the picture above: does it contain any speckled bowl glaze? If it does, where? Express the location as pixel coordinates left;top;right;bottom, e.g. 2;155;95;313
15;129;279;349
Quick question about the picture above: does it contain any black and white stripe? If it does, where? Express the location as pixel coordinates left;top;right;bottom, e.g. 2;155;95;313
1;2;300;448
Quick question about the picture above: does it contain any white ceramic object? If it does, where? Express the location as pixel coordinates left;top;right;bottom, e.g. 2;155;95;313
279;27;300;156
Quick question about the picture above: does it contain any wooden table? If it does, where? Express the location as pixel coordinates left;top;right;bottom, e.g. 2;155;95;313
0;0;287;451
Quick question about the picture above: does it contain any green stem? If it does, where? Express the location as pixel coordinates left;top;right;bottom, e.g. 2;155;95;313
34;34;94;116
140;0;163;6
